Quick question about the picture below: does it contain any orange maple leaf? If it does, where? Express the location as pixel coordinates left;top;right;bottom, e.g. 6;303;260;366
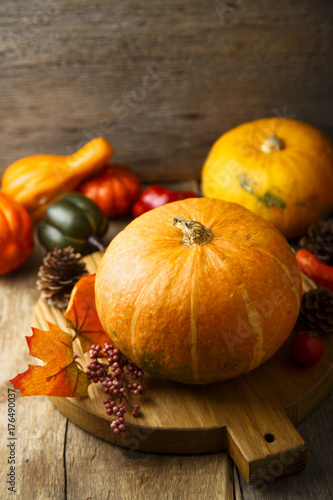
10;322;90;397
64;273;111;352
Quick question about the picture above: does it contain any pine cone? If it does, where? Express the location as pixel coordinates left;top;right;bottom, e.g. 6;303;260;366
298;217;333;265
299;288;333;335
37;247;87;309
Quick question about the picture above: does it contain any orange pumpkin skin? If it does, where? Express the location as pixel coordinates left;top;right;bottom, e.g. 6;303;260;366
77;164;141;217
95;198;302;384
201;118;333;239
0;192;34;275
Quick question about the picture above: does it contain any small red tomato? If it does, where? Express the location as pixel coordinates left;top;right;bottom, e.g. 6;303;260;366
177;191;198;200
132;185;198;217
290;331;324;367
137;185;179;210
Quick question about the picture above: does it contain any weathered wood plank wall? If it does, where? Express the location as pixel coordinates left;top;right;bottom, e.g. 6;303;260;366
0;0;332;181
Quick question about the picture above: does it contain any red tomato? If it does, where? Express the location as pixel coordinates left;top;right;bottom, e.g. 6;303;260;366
290;331;324;366
132;185;198;217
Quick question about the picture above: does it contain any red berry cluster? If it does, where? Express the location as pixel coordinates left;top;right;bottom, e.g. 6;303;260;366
86;343;145;437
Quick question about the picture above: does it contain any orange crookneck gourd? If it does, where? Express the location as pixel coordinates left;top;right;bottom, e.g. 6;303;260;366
201;118;333;239
95;197;302;384
1;138;113;222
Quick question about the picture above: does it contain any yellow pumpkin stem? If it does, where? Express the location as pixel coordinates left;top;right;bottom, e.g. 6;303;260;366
260;135;284;153
172;217;213;247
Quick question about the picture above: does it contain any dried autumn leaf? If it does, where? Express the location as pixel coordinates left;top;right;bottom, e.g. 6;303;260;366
10;322;90;397
64;273;110;352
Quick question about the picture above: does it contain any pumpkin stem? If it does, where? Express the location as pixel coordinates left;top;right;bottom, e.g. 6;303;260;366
260;135;284;153
172;217;213;247
87;234;106;252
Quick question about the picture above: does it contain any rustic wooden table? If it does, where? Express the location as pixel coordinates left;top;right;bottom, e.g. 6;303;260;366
0;181;332;500
1;0;333;496
1;0;333;182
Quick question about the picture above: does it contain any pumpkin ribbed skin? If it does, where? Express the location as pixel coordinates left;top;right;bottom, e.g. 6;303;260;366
77;164;141;217
0;192;34;275
95;198;302;384
201;118;333;239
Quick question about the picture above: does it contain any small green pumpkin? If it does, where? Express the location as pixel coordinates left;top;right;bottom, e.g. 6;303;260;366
37;192;108;254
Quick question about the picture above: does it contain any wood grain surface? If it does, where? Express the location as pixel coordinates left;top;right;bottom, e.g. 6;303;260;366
1;0;333;182
31;252;333;485
0;181;332;499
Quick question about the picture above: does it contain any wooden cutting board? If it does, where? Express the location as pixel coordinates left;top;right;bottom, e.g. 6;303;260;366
32;252;333;485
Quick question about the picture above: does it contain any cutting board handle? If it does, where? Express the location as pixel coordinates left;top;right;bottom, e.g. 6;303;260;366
226;401;307;484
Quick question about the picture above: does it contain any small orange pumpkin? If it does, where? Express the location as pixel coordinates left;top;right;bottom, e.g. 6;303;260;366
1;138;113;222
95;197;302;384
0;192;34;275
201;118;333;239
77;164;141;217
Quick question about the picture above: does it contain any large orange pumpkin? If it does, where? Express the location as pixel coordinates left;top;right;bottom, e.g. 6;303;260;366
201;118;333;239
95;198;302;384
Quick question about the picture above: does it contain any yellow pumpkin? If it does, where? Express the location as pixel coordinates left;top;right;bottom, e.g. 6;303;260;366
95;197;302;384
201;118;333;239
